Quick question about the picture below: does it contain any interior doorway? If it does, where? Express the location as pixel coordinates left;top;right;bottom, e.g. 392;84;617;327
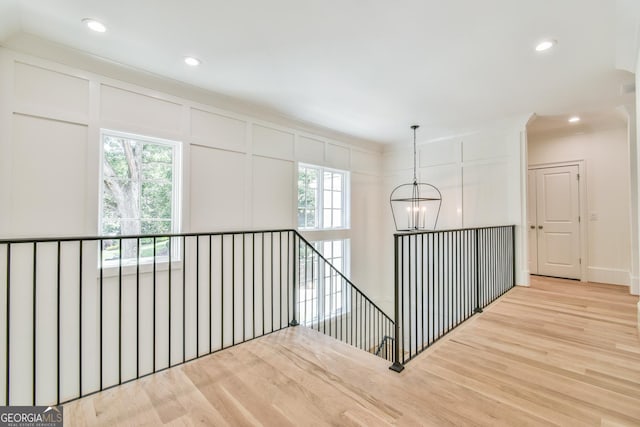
527;164;582;280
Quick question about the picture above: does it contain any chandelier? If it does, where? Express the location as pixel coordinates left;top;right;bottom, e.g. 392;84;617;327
389;125;442;232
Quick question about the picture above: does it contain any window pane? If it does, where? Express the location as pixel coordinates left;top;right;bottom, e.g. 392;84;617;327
298;167;319;229
102;239;120;262
332;173;342;189
305;210;316;228
141;219;171;235
332;191;342;209
323;241;332;256
324;172;333;190
101;218;121;236
103;137;129;179
323;190;332;209
142;143;172;163
142;161;172;181
141;181;172;219
333;209;342;227
332;241;342;257
323;210;331;227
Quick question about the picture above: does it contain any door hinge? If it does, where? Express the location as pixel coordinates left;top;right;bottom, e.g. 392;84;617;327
577;173;580;180
578;216;581;223
579;258;582;265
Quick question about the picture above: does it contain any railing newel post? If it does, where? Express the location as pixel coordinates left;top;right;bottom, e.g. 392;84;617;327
289;232;299;327
390;234;404;373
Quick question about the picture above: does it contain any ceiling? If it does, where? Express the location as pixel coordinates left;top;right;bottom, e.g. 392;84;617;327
0;0;638;145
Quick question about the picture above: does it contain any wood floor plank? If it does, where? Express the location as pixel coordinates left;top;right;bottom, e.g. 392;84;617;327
64;276;640;426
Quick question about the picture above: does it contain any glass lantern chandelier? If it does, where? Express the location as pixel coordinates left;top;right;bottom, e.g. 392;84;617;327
390;125;442;232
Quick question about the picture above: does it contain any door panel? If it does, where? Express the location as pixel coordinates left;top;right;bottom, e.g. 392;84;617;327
535;165;580;279
527;170;538;274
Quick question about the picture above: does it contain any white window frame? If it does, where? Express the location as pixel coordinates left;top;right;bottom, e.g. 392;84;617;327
297;163;350;230
98;129;182;268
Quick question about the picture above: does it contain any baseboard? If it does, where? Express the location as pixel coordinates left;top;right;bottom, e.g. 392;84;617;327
587;267;630;286
631;276;640;296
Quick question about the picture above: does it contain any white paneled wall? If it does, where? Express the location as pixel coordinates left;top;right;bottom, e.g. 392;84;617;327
381;126;525;309
0;47;385;294
0;46;383;252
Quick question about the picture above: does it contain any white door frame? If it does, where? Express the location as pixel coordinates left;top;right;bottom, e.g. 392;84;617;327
528;160;587;282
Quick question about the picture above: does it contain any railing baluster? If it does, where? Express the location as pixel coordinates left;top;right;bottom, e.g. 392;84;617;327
196;235;200;357
243;234;246;340
5;243;10;405
278;232;281;331
231;234;235;345
183;236;187;361
78;240;82;400
119;238;123;385
169;236;172;366
56;241;61;405
253;234;257;335
99;240;103;391
169;237;172;366
270;232;273;333
262;235;265;336
220;235;224;351
32;243;37;405
136;238;140;377
152;237;156;373
211;235;213;353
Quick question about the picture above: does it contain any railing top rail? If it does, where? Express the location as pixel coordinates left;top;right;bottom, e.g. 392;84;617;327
394;224;516;237
295;232;395;325
0;228;297;245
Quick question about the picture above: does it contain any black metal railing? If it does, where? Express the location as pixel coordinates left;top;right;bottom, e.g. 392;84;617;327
0;229;394;406
390;225;515;372
294;234;395;361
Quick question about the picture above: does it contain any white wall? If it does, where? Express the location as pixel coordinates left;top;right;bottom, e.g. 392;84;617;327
0;47;384;297
380;123;526;311
528;126;631;285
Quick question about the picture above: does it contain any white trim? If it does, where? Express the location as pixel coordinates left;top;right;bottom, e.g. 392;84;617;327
587;267;630;286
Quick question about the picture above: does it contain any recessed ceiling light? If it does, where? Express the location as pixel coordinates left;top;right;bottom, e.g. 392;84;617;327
568;116;580;123
82;18;106;33
184;57;201;67
535;40;556;52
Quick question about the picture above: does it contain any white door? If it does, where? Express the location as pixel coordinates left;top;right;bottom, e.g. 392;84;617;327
533;165;581;279
527;170;538;274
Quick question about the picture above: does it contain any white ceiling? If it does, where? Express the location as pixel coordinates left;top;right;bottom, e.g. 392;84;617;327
0;0;637;145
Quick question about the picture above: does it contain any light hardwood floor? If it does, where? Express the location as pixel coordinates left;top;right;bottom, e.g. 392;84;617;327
65;276;640;426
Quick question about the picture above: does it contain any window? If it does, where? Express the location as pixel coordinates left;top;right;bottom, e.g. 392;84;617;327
297;164;349;230
99;129;181;263
299;239;350;325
